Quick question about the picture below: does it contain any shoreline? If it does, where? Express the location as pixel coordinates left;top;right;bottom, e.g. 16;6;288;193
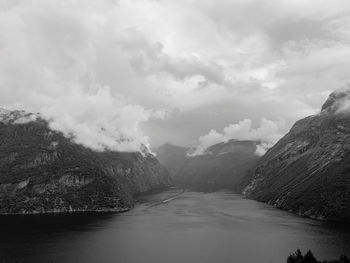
0;207;131;216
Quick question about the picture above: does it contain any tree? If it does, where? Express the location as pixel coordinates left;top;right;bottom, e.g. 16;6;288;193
287;249;349;263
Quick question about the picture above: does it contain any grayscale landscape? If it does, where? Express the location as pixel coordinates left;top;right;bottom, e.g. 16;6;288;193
0;1;350;262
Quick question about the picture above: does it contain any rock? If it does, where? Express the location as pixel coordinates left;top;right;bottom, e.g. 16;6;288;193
0;109;171;214
240;89;350;221
321;88;350;113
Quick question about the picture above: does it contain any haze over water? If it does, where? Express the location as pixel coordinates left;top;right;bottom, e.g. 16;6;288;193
0;190;349;263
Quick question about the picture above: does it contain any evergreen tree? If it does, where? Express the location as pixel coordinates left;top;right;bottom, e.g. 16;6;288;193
287;249;349;263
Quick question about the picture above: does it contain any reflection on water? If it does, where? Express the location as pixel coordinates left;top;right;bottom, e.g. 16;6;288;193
0;190;349;263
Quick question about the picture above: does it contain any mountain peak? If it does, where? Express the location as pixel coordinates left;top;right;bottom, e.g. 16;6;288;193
321;88;350;113
0;108;38;124
242;89;350;221
0;108;10;115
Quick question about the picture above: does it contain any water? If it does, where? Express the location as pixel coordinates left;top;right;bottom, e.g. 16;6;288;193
0;190;349;263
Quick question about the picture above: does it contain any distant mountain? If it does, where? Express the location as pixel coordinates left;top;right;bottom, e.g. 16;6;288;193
156;140;260;191
0;109;171;214
241;89;350;221
153;143;189;177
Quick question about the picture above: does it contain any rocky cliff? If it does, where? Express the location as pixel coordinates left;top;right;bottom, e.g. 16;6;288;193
241;89;350;221
0;109;171;214
167;140;260;191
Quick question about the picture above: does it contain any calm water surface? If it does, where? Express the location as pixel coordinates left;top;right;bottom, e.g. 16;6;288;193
0;190;349;263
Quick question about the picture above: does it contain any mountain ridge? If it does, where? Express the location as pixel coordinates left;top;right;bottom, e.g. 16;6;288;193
156;140;260;191
240;89;350;221
0;109;171;214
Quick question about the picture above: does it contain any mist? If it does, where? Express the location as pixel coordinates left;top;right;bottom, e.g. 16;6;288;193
189;118;285;156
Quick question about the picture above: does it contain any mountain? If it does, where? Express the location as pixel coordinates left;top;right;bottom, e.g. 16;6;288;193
0;109;171;214
153;143;189;177
171;140;260;191
241;89;350;221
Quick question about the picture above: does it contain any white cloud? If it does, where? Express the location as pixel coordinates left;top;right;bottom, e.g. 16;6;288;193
0;0;164;152
322;84;350;114
255;142;274;156
42;86;165;152
0;0;350;149
189;118;285;156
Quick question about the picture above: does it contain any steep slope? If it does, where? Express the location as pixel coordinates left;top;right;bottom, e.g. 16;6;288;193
241;90;350;221
154;143;189;177
0;109;171;214
174;140;260;191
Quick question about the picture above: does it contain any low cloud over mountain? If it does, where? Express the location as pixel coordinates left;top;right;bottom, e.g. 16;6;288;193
190;118;285;156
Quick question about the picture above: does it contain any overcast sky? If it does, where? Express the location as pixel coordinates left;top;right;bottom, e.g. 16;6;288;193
1;0;350;152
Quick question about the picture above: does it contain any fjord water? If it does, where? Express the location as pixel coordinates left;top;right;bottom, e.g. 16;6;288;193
0;191;349;263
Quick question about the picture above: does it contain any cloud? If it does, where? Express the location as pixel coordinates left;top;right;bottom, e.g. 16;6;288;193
119;28;226;85
0;0;350;150
42;86;165;152
0;0;165;152
255;142;274;156
189;118;285;156
321;84;350;114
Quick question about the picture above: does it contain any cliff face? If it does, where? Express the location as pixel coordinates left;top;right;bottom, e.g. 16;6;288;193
173;140;260;191
242;90;350;221
0;110;171;214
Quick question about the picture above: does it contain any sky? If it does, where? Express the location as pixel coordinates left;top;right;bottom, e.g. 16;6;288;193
1;0;350;153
